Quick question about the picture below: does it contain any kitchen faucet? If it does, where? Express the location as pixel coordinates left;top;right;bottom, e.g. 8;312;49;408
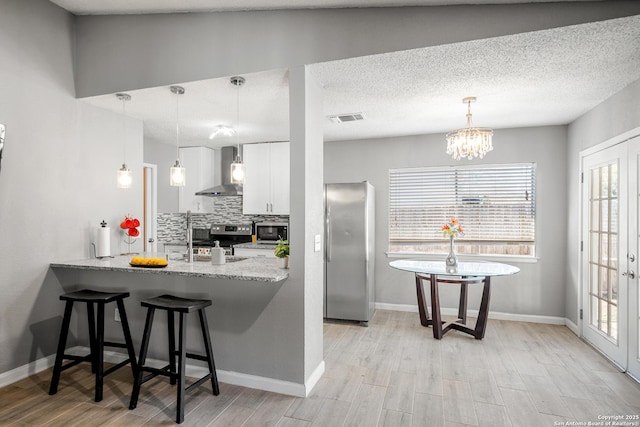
186;210;194;263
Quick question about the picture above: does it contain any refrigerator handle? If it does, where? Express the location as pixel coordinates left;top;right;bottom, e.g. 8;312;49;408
326;207;332;262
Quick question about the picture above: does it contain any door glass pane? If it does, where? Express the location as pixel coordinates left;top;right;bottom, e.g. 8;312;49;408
601;167;609;198
599;266;608;299
610;269;618;304
591;295;599;328
610;233;618;269
591;263;599;295
611;198;619;233
588;162;619;341
602;234;610;266
591;201;600;231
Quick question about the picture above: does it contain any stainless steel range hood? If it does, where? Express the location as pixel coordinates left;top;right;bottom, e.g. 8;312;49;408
195;146;243;196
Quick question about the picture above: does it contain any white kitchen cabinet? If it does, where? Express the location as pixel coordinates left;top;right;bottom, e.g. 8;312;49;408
234;247;276;258
179;146;216;213
163;244;187;258
242;142;290;215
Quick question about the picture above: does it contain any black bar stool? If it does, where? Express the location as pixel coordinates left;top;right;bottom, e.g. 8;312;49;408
129;294;219;424
49;289;137;402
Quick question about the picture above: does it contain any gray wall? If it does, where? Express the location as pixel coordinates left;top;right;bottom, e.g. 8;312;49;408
565;78;640;324
289;66;325;383
74;3;640;98
325;126;568;317
143;138;179;213
0;0;143;375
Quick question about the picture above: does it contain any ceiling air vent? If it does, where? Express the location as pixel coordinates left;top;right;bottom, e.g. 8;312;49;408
328;112;366;123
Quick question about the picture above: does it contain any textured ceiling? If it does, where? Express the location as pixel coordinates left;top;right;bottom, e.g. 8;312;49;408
316;14;640;141
49;0;600;15
82;15;640;148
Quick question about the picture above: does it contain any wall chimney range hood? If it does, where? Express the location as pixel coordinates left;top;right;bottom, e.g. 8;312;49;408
196;146;243;196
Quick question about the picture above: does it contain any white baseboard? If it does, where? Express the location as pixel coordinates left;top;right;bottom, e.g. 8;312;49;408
0;346;308;397
565;318;579;335
0;353;57;388
375;302;567;325
375;302;418;313
304;360;325;397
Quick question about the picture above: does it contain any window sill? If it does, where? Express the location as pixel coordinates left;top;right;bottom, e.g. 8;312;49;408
385;251;539;264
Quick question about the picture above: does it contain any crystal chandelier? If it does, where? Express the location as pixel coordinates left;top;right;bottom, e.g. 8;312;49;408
445;97;493;161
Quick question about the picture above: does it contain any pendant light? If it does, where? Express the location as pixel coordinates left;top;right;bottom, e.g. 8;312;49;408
116;93;132;188
229;76;246;184
169;85;186;187
445;97;494;161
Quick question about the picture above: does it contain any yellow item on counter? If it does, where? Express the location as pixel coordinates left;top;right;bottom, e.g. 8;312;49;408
130;256;168;266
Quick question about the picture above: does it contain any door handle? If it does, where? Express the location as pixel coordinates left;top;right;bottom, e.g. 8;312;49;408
629;254;636;262
326;208;332;262
623;270;635;279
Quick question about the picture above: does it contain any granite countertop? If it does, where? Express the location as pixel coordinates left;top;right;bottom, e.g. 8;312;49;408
51;255;288;282
234;243;278;250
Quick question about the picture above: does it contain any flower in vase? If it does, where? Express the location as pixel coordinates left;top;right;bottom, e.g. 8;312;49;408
442;218;464;239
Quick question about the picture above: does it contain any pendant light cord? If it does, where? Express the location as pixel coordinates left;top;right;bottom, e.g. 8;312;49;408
176;92;180;160
122;98;127;164
236;79;240;156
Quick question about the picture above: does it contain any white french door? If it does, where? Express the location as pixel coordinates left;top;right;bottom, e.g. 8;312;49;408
582;136;640;380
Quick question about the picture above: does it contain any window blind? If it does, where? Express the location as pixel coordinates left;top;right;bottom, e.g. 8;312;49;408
389;163;536;254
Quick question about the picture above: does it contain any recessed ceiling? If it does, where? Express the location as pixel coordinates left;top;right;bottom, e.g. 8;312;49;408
49;0;602;15
82;15;640;148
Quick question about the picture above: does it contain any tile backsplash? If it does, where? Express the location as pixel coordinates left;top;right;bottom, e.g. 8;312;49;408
157;196;288;243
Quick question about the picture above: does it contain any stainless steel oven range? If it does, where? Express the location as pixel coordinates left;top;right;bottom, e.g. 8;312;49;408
190;223;252;255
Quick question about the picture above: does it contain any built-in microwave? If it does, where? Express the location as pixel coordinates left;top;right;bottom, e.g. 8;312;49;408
255;222;288;244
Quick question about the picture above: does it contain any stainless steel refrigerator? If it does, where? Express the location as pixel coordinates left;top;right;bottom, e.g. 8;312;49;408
324;182;375;324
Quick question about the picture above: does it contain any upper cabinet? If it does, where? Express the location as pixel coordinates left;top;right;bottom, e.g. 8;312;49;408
179;146;216;213
243;142;290;215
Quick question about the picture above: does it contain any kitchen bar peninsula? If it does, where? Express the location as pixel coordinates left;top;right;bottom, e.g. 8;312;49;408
49;256;304;396
51;255;288;282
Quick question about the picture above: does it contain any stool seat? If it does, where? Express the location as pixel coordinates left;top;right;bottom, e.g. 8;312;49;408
141;294;211;313
129;293;219;424
60;289;130;303
49;289;137;403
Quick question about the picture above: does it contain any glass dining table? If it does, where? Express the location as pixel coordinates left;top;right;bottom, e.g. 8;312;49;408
389;260;520;340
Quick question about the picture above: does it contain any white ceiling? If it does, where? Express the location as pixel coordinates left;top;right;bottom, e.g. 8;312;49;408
50;0;601;15
82;14;640;149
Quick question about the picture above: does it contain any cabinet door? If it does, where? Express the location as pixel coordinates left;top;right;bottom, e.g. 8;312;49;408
242;143;271;214
269;142;290;215
234;248;276;258
179;147;215;213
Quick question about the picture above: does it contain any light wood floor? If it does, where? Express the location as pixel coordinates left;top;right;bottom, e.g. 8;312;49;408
1;310;639;426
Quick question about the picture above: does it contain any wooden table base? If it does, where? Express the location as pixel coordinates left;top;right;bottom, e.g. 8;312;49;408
415;273;491;340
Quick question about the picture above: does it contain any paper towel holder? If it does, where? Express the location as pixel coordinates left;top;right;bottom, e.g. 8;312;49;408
92;220;114;259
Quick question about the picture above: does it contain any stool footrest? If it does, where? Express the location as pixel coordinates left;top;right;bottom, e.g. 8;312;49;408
103;359;132;376
59;354;92;372
104;341;129;349
185;352;208;362
140;365;175;385
185;374;212;393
